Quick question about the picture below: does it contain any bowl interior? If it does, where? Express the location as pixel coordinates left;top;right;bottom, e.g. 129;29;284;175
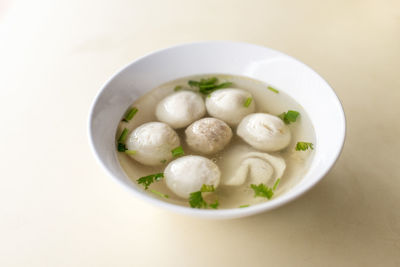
89;41;345;219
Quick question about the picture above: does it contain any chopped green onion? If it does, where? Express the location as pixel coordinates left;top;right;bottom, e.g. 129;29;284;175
122;107;138;122
117;143;127;152
160;159;167;164
199;82;232;95
124;150;137;155
273;178;281;191
239;204;250;208
150;189;169;198
137;173;164;190
188;78;233;95
171;146;184;157
209;199;219;209
199;83;218;90
244;97;252;107
118;128;129;142
199;77;218;85
213;82;232;89
279;110;300;124
188;80;200;87
174;85;182;91
267;86;279;93
295;142;314;151
201;184;215;193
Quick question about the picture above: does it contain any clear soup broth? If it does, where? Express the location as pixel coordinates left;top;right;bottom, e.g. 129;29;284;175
116;74;315;209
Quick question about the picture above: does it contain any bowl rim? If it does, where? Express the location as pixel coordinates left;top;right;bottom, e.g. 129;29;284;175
88;40;346;219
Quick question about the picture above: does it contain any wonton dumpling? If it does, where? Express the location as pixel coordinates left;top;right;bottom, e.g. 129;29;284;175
126;122;180;166
155;91;206;129
205;88;255;126
185;117;232;155
218;144;286;186
164;155;220;198
237;113;291;152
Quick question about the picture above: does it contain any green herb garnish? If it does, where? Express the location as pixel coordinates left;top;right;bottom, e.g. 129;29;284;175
200;82;232;95
250;178;281;201
250;184;274;199
122;107;138;122
267;86;279;93
244;97;252;107
189;184;217;209
137;173;164;190
201;184;215;192
174;85;182;91
150;189;169;199
279;110;300;124
171;146;184;157
239;204;250;208
118;128;129;142
117;143;127;152
199;82;232;95
160;159;167;164
188;77;232;95
209;199;219;209
124;150;137;155
188;80;200;87
201;77;218;85
189;191;208;208
273;178;281;191
295;142;314;151
189;77;218;87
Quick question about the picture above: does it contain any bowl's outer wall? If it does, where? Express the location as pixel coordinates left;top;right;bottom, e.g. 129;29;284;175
88;41;346;219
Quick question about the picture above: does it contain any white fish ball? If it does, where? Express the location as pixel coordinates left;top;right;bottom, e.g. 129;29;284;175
185;117;232;155
126;122;180;166
205;88;255;126
156;91;206;129
164;155;220;198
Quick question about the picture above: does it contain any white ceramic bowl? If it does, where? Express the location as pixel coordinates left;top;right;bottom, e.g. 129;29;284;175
88;41;346;219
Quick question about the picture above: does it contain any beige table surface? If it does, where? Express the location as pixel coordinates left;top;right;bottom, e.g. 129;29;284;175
1;0;400;266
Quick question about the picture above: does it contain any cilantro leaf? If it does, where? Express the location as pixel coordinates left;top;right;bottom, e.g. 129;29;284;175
250;178;282;201
279;110;300;124
171;146;184;157
250;184;274;199
201;184;215;192
209;199;219;209
295;142;314;151
137;173;164;190
189;191;208;208
189;184;217;208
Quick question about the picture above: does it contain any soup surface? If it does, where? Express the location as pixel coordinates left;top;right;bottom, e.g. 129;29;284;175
116;74;315;209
